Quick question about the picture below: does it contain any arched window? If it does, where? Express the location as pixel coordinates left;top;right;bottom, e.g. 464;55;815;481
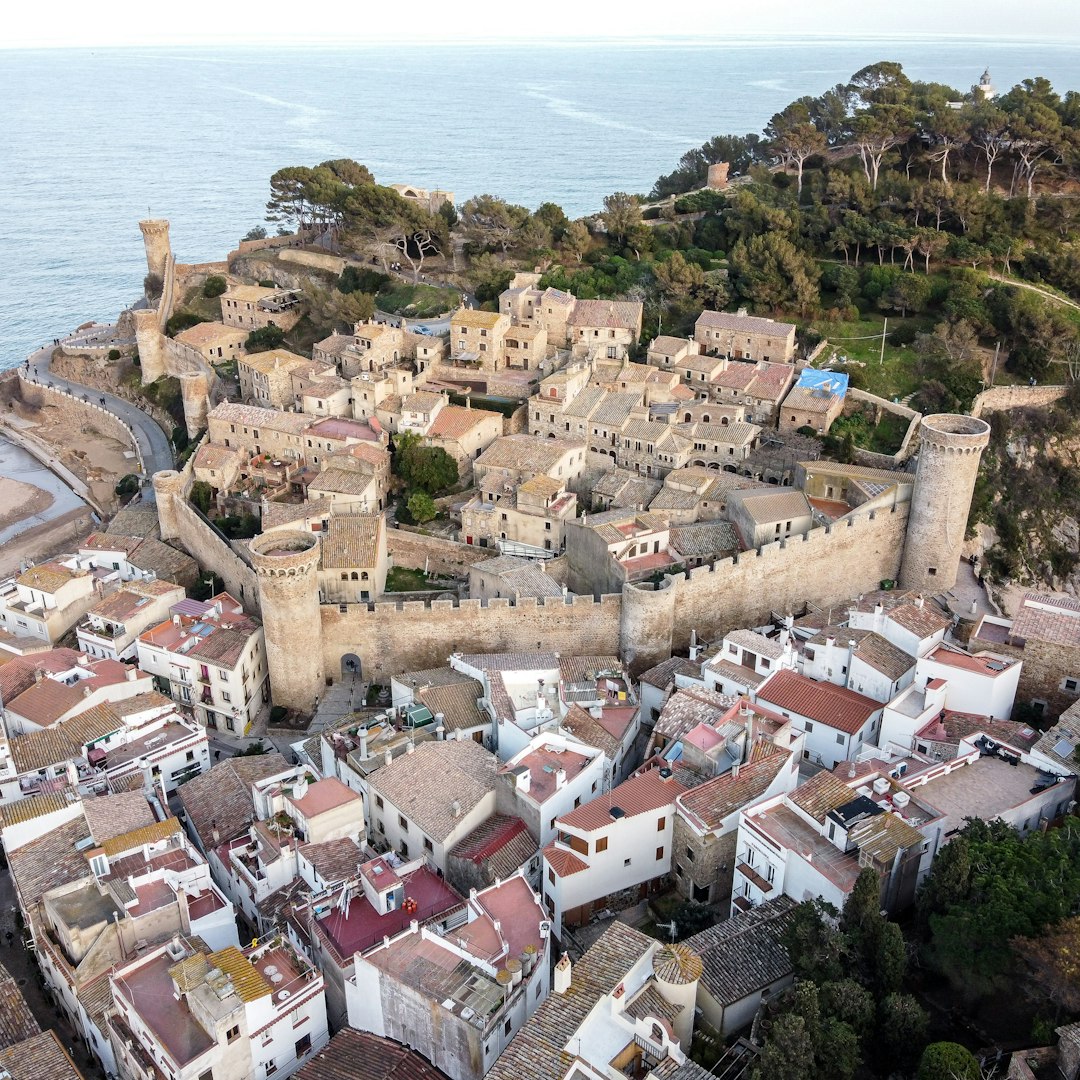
361;572;369;581
683;412;692;423
350;572;359;581
651;1023;664;1044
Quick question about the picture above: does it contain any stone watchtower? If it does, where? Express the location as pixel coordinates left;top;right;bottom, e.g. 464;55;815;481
132;308;166;384
620;577;677;677
178;372;210;439
138;219;172;283
899;414;991;594
152;470;187;541
249;531;326;714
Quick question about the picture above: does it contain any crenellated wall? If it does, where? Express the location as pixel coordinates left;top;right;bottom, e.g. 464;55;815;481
320;593;623;682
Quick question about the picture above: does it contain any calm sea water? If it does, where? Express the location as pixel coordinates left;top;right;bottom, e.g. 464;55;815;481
2;37;1078;368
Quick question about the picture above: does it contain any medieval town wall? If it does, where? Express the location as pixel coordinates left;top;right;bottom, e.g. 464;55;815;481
320;594;623;682
667;504;910;652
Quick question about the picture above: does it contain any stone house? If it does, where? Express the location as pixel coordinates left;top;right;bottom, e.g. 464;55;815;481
207;402;312;464
972;592;1080;720
673;746;797;905
237;349;326;410
499;282;576;348
564;510;675;596
425;404;505;480
468;556;565;602
724;488;814;549
174;321;248;364
192;443;244;494
472;435;587;489
779;370;849;435
449;309;511;372
220;283;303;332
461;474;577;554
706;359;797;427
503;324;548;371
567;299;643;361
646;335;699;369
694;311;796;363
317;514;388;602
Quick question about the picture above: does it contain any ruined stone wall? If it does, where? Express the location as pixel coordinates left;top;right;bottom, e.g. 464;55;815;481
672;816;736;906
970;384;1069;417
278;249;346;275
320;594;622;682
388;529;496;577
668;505;910;651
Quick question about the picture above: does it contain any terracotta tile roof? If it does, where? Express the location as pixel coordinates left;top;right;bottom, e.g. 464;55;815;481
192;443;243;472
731;489;812;525
677;750;792;831
175;320;245;348
670;522;740;559
487;923;654;1080
0;962;40;1050
295;1028;452;1080
637;655;703;690
209;945;272;1002
81;792;156;845
475;435;585;476
0;790;78;830
655;687;733;742
127;538;198;581
208;401;311;435
685;896;796;1005
7;679;86;728
696;311;795;337
452;308;505;330
261;498;334;530
853;633;915;680
542;841;589;877
782;386;841;413
8;726;80;774
106;507;161;539
428;404;498;440
368;739;497;844
557;769;685;832
299;837;363;885
567;299;643;331
308;467;377;497
0;1030;85;1080
177;751;290;848
1009;592;1080;648
16;562;77;593
8;817;91;907
788;771;857;822
922;643;1018;678
416;679;486;733
757;670;879;735
449;815;535;881
887;602;951;639
100;816;182;858
320;514;383;569
560;703;621;758
239;348;321;376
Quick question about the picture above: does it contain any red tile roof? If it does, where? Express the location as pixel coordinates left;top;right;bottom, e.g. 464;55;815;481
557;769;685;832
542;843;588;878
676;750;792;831
756;670;879;735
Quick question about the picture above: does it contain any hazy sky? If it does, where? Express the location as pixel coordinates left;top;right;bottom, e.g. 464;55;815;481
4;0;1078;49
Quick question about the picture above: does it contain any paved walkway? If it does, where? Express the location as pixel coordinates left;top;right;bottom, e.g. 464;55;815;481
24;344;173;497
943;557;996;621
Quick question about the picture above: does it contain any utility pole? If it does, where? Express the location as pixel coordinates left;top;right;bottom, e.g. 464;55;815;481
989;341;1000;386
879;317;888;366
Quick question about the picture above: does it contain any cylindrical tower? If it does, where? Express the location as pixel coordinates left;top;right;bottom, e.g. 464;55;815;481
899;414;991;593
249;531;325;714
179;372;210;439
620;577;676;678
652;942;703;1050
152;470;186;541
138;219;172;282
132;308;166;384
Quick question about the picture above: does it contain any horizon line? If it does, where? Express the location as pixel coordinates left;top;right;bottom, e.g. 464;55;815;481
4;31;1080;52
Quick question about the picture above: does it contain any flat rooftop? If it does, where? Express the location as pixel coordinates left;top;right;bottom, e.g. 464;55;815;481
315;865;462;963
749;805;861;894
911;756;1065;834
114;952;213;1067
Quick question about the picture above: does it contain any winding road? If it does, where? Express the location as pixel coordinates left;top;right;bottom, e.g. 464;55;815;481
24;344;174;498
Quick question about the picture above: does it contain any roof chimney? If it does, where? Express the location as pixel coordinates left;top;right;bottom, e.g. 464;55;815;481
452;799;461;818
384;748;393;766
553;953;572;994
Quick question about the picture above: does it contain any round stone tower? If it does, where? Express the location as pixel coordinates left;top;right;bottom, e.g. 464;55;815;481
652;942;703;1050
178;372;210;439
899;413;991;594
152;470;186;541
132;308;166;384
249;531;325;714
138;219;172;282
620;577;676;677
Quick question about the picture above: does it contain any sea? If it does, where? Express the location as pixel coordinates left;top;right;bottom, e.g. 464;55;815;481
2;36;1079;369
